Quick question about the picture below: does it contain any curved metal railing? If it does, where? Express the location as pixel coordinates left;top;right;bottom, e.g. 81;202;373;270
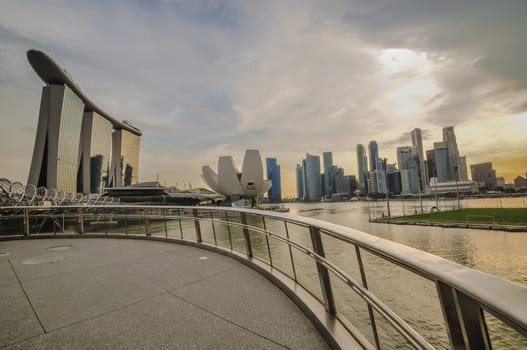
0;205;526;349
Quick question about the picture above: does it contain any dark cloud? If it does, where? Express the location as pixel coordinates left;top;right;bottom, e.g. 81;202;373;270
343;1;527;85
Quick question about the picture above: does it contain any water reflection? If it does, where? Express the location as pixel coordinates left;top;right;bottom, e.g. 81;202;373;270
290;199;527;288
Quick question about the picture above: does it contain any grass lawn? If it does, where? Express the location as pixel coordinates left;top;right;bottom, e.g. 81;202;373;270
396;208;527;226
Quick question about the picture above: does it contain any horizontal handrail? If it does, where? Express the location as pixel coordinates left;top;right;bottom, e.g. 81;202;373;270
1;204;526;349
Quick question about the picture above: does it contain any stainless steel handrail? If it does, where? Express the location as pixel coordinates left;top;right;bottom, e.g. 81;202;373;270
1;204;526;350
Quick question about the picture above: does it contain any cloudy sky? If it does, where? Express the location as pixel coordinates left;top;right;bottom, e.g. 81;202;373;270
1;0;526;196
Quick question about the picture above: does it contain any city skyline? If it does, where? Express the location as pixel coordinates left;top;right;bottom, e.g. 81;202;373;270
1;1;526;197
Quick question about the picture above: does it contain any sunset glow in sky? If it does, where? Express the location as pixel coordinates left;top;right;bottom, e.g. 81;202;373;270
1;1;526;196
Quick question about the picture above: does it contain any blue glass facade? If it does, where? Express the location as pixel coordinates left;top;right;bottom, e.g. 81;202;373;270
266;158;281;202
303;154;322;201
368;141;379;171
322;152;333;196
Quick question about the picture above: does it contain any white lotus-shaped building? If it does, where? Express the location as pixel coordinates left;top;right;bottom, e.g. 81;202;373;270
201;150;272;199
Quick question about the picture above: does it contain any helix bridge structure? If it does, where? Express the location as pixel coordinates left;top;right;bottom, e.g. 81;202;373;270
0;178;120;207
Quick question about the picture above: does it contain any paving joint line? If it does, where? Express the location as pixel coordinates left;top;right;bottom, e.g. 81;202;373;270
7;259;47;334
0;290;168;349
5;243;186;284
167;290;292;350
171;264;244;291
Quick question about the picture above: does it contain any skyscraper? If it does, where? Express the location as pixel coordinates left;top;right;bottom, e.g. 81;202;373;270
296;164;304;200
109;128;141;187
442;126;461;181
434;142;449;183
322;152;333;196
28;84;85;193
79;111;113;194
356;144;368;194
396;146;421;193
302;153;322;201
411;128;426;187
374;158;388;193
368;141;379;171
26;49;142;194
266;158;281;202
458;156;468;181
396;146;418;171
425;149;437;180
470;162;497;189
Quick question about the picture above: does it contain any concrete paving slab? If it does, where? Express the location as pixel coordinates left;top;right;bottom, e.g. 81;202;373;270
172;264;330;349
0;259;18;287
107;248;240;291
0;283;44;348
0;238;329;349
5;294;285;350
21;261;165;331
5;238;172;282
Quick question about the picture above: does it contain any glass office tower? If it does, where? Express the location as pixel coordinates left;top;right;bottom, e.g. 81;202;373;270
322;152;333;196
110;129;140;187
302;153;322;201
368;141;379;171
28;84;85;193
296;164;304;200
78;111;113;194
266;158;282;203
356;144;368;194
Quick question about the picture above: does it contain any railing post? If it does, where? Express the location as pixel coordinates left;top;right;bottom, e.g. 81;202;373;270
262;217;272;266
210;212;217;246
78;207;84;234
144;208;151;236
437;281;491;350
355;246;381;350
225;212;233;250
178;209;183;239
240;212;252;258
164;209;168;238
309;226;336;314
193;209;202;242
284;221;297;282
23;208;30;236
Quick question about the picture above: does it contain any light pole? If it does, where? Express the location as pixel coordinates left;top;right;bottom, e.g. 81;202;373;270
384;169;391;218
454;165;460;210
433;178;439;211
417;167;423;214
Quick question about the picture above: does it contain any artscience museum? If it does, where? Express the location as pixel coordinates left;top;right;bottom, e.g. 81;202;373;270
201;150;272;201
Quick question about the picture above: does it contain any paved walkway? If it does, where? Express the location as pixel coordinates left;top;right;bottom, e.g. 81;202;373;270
0;238;329;349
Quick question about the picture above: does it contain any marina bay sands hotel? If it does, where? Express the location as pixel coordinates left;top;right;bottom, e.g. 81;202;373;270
26;50;142;194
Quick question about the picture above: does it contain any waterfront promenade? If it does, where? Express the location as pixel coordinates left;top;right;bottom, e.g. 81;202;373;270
0;238;329;349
